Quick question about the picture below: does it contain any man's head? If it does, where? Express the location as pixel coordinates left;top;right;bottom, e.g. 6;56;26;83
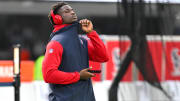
48;2;78;25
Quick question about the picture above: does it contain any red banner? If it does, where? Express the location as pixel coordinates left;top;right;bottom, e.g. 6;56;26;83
0;61;34;82
165;42;180;80
106;40;132;81
138;41;163;81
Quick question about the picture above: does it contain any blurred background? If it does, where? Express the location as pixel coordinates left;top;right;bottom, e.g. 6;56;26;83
0;0;180;101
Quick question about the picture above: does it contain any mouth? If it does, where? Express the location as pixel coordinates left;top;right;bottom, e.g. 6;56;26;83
72;17;78;21
73;17;77;20
72;16;77;19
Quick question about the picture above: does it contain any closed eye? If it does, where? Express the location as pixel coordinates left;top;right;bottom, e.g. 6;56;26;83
64;9;74;13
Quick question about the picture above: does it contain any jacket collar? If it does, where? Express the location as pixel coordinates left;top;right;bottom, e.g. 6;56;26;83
53;24;71;32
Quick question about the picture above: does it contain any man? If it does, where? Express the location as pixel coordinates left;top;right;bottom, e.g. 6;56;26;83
42;2;109;101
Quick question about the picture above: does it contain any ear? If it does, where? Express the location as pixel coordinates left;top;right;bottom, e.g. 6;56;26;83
51;10;63;25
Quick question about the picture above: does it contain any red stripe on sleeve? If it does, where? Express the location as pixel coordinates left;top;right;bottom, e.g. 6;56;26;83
42;41;80;84
87;30;109;62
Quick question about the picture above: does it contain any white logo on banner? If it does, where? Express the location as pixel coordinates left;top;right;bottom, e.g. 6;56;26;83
0;66;13;77
112;48;120;77
171;48;180;76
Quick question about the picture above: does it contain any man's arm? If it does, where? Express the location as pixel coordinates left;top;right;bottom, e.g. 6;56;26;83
79;19;109;62
42;41;80;84
87;31;109;62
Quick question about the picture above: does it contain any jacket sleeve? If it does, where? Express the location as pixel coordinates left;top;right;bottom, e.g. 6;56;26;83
87;30;109;62
42;41;80;84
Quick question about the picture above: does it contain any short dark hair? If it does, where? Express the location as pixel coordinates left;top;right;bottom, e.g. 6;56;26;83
48;2;68;25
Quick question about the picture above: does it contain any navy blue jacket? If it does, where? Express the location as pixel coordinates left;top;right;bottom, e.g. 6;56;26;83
48;22;96;101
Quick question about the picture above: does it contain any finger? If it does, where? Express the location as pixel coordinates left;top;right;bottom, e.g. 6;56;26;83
88;20;92;25
87;72;95;77
83;67;92;72
84;19;88;26
81;20;86;26
87;20;90;25
79;19;85;24
85;19;89;25
86;19;89;25
79;20;82;24
79;20;86;26
81;19;86;25
83;68;90;71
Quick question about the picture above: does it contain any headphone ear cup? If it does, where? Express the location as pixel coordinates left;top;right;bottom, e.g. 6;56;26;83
54;15;63;25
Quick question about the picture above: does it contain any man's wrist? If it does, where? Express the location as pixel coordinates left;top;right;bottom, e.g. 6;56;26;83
86;30;94;34
76;72;81;81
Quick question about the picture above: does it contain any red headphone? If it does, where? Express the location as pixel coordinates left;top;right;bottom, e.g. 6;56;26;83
51;10;63;25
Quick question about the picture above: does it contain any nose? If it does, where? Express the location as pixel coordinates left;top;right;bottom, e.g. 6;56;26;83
71;10;75;15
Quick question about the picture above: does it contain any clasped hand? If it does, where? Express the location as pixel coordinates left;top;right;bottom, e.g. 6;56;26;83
79;19;93;33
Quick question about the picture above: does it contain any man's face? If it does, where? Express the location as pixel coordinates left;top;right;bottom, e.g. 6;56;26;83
58;5;78;24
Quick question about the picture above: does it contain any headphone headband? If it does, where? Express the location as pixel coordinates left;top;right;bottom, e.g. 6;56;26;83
50;10;55;20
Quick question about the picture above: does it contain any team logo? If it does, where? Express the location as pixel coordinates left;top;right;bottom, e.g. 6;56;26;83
49;49;54;53
171;48;180;76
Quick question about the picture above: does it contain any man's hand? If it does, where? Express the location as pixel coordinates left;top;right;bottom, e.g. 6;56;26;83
79;19;93;33
79;68;95;80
